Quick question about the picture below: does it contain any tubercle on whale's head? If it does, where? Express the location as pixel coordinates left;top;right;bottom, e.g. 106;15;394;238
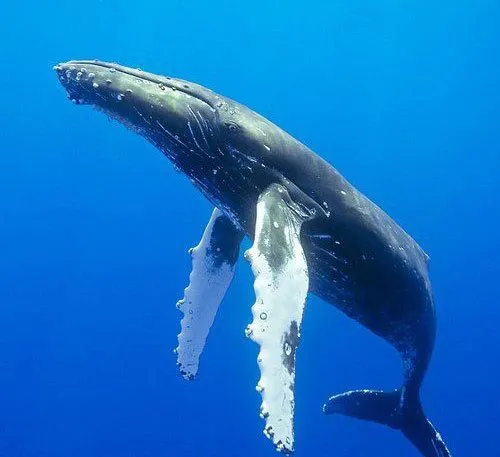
53;60;221;160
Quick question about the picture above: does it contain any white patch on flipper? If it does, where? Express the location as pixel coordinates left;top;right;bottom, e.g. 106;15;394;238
176;208;237;380
245;185;309;454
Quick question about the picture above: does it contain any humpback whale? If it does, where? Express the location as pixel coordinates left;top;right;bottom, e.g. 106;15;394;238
54;60;452;457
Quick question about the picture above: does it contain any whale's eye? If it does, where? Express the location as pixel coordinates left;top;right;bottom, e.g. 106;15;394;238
224;121;240;133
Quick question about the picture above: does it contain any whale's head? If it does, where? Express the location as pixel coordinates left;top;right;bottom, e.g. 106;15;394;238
54;60;297;225
55;60;280;165
54;61;225;169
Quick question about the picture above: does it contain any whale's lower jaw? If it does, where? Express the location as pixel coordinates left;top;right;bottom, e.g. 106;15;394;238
54;60;219;150
54;60;226;190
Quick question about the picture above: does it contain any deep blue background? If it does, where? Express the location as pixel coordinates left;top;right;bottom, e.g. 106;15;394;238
1;1;499;456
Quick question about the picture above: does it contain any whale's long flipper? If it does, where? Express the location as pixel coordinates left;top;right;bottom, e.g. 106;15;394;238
245;184;309;454
176;208;243;380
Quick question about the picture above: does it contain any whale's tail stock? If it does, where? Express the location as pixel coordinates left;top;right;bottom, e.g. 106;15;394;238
323;387;452;457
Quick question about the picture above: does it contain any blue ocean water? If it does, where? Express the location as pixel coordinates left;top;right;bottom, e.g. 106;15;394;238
1;0;499;456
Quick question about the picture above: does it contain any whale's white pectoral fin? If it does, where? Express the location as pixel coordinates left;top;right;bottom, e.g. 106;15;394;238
245;184;309;454
176;208;243;380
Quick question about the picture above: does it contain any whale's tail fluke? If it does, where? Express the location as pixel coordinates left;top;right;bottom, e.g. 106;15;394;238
323;388;452;457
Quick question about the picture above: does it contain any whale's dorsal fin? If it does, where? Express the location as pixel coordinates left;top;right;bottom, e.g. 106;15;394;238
175;208;243;379
245;183;309;454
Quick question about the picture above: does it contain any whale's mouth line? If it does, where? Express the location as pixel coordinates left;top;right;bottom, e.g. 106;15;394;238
61;60;220;111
